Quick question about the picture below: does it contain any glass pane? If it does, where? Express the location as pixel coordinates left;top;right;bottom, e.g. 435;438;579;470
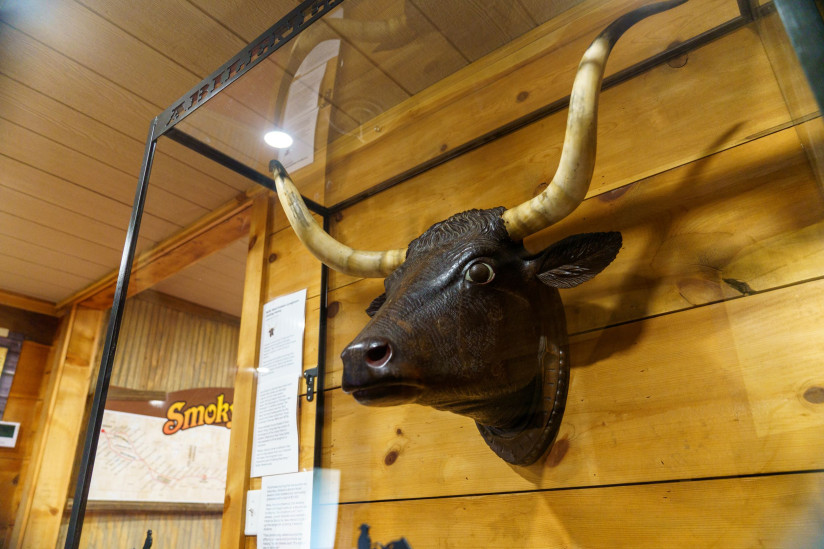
175;0;590;208
59;0;824;547
59;136;250;548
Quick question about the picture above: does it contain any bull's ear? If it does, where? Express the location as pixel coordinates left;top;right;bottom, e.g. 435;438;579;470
365;293;386;317
535;232;622;289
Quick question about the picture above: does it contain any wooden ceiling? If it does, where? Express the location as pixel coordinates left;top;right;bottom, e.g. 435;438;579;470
0;0;581;318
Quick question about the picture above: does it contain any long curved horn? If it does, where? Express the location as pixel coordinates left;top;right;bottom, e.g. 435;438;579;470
274;1;686;276
272;161;407;277
502;0;688;241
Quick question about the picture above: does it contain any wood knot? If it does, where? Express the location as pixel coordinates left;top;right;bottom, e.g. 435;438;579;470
396;428;403;436
440;144;448;153
327;301;341;318
333;211;344;223
803;386;824;404
516;91;529;102
384;450;399;466
268;253;278;263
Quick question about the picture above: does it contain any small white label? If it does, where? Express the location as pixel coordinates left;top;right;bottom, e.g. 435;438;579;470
245;489;262;536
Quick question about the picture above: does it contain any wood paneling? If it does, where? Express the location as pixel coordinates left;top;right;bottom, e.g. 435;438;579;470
318;276;824;502
0;0;741;311
3;0;821;546
334;473;824;548
63;196;252;312
413;0;538;60
222;193;271;549
0;0;258;310
151;240;248;318
324;127;824;386
58;511;222;549
0;341;51;548
57;290;243;548
326;25;789;291
246;3;822;547
323;0;741;206
0;302;59;342
108;292;240;392
12;307;104;549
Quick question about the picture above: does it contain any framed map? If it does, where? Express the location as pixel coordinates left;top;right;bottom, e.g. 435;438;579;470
88;387;233;504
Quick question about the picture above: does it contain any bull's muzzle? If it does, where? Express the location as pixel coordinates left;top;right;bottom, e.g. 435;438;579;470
341;336;423;406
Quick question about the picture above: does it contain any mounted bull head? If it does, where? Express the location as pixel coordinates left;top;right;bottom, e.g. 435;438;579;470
273;0;687;465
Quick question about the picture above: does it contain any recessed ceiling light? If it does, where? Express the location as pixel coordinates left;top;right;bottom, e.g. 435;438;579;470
263;130;293;148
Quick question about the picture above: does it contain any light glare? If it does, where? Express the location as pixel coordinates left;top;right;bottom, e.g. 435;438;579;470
264;130;293;148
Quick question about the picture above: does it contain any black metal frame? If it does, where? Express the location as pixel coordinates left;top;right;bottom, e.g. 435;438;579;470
64;1;341;546
774;0;824;113
65;0;822;546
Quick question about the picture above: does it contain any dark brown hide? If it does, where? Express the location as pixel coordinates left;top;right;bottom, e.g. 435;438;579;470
341;207;621;464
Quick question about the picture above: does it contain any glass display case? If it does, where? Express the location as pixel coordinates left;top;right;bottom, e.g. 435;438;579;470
62;0;824;547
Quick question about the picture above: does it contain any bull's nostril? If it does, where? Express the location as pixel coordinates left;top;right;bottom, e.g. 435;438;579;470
365;341;392;368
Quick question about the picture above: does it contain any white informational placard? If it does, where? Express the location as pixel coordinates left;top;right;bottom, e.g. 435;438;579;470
252;289;307;478
251;374;300;477
258;289;307;379
259;471;314;549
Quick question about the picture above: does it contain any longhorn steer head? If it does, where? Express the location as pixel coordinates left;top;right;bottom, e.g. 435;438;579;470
273;0;688;465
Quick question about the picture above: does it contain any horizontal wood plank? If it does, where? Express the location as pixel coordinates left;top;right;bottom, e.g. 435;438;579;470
317;277;824;502
0;233;112;283
327;25;791;290
323;127;824;387
334;472;824;548
0;291;59;318
0;154;177;243
265;218;325;303
190;0;297;42
0;211;123;271
75;0;245;80
323;0;741;205
0;22;155;140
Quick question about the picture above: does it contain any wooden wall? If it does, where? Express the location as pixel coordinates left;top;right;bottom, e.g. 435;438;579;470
49;292;241;549
237;1;824;547
0;341;52;549
106;291;240;392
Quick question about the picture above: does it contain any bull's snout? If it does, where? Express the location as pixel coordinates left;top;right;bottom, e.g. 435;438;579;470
341;336;422;406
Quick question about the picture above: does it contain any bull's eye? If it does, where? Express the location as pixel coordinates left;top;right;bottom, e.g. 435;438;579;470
465;261;495;284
